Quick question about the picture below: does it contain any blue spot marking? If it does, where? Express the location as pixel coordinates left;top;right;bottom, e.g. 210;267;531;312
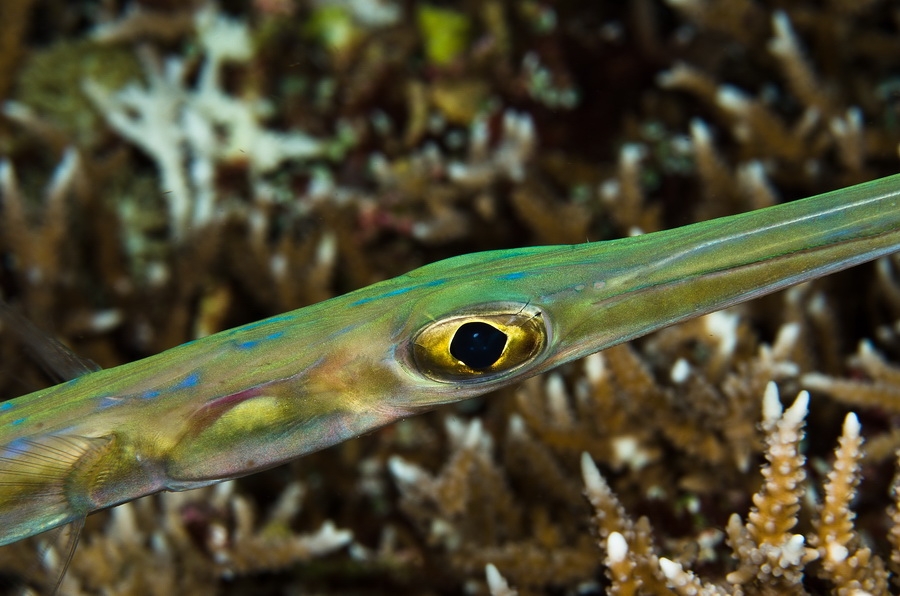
382;287;415;298
11;418;25;426
234;329;286;350
142;390;161;399
0;402;13;411
235;314;296;334
97;396;121;409
351;295;379;307
494;249;531;260
499;272;526;280
174;372;200;390
351;279;446;307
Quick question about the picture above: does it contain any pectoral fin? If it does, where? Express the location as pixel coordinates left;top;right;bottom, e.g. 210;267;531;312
0;434;114;545
0;300;100;383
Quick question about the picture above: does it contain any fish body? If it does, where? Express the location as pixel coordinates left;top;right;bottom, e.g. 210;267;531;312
1;174;899;547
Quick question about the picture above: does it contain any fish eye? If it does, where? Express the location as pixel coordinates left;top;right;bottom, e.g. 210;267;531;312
412;304;547;382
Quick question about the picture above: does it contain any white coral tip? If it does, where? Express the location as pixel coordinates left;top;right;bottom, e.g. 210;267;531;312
584;352;605;383
690;118;711;144
827;542;849;563
762;381;782;422
716;85;749;111
508;414;527;437
485;563;516;595
464;418;484;449
387;456;425;485
580;452;604;494
485;563;503;585
306;521;353;553
858;339;874;356
770;11;793;41
658;557;681;580
607;532;628;563
783;390;810;426
800;372;829;390
843;412;861;439
620;143;645;165
774;322;800;350
671;358;691;384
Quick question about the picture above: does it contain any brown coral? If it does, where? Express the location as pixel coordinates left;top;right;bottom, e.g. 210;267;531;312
1;1;900;594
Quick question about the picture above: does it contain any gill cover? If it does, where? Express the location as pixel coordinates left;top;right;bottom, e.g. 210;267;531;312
412;303;547;382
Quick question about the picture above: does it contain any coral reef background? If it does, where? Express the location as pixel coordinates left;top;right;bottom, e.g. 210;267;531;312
1;0;900;594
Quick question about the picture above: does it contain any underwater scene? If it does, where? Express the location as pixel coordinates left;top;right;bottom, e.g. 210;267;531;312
1;1;900;594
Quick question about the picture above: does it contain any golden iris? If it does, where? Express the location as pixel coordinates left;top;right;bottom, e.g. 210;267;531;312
412;304;546;382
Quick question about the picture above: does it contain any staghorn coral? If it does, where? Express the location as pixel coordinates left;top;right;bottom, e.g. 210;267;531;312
83;5;332;241
0;150;86;316
3;479;352;595
376;329;898;594
803;340;900;415
811;413;888;595
724;387;817;593
1;1;900;594
486;563;519;596
581;453;669;595
581;386;888;595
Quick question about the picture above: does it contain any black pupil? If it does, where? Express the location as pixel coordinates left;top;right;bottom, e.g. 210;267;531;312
449;322;508;370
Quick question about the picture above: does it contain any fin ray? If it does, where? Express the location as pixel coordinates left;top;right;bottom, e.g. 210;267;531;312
0;300;100;383
44;517;84;596
0;434;112;545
